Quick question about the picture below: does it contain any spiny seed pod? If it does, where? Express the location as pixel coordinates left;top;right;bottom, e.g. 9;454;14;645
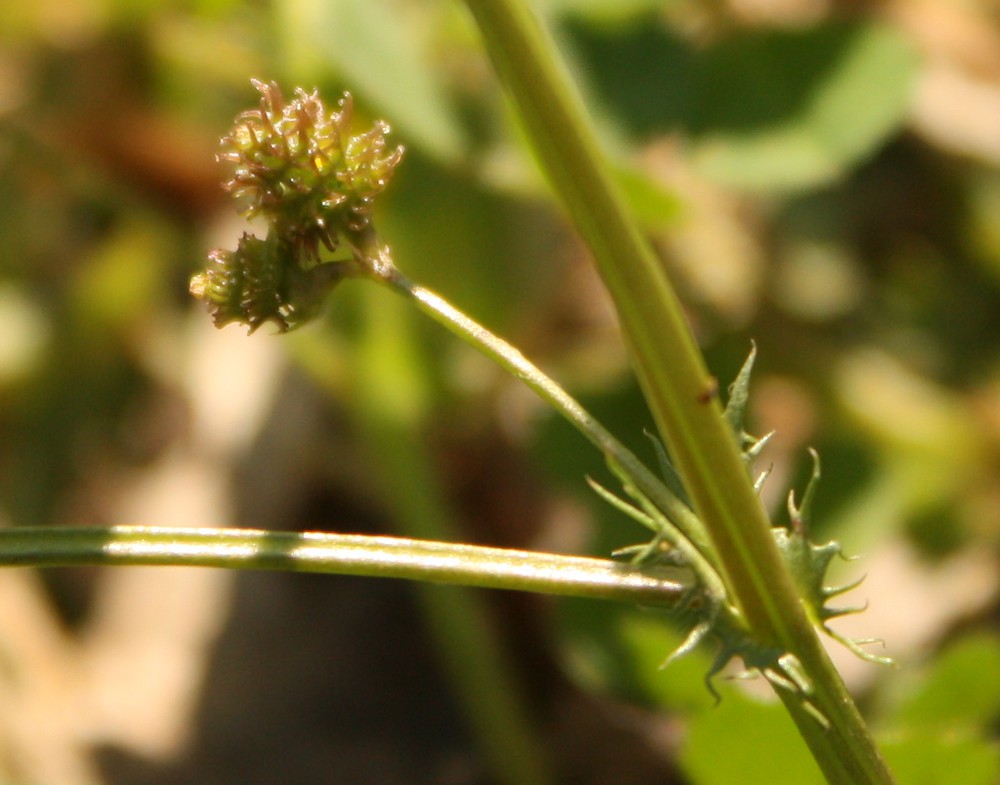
219;79;404;261
191;232;344;332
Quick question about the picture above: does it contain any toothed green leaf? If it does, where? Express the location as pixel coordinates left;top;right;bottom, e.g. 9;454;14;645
770;523;885;665
787;448;821;529
599;454;715;575
643;430;690;505
724;342;757;437
586;476;659;533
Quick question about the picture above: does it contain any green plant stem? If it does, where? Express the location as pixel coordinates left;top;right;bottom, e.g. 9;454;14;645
368;262;724;598
0;525;689;605
457;2;896;784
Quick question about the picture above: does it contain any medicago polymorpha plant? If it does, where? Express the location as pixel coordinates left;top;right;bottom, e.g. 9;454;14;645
191;80;891;724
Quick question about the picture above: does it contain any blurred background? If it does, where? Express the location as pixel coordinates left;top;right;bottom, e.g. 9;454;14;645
0;0;998;783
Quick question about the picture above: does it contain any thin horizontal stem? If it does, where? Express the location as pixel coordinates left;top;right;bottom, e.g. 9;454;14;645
0;526;689;607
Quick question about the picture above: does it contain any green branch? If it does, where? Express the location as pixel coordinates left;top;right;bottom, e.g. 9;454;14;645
183;50;895;784
0;525;689;606
367;262;724;597
457;1;895;783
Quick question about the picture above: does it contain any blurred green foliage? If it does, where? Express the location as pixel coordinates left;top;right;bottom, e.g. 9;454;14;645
1;1;998;784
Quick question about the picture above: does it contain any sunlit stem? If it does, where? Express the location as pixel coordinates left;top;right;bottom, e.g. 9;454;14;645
357;249;726;600
0;526;690;606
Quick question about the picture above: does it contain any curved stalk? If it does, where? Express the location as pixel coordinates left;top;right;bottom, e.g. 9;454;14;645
0;526;689;606
366;262;725;600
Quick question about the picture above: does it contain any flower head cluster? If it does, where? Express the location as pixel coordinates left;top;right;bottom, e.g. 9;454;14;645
221;79;404;261
190;232;344;332
191;79;404;332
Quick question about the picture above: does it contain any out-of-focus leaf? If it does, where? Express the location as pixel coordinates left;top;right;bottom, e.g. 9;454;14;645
378;153;559;333
615;164;683;228
556;597;831;785
278;0;465;163
868;634;1000;785
566;18;695;137
835;349;980;524
889;633;1000;733
555;594;723;711
615;610;718;711
881;734;1000;785
690;22;919;190
680;691;825;785
568;18;919;191
555;599;656;706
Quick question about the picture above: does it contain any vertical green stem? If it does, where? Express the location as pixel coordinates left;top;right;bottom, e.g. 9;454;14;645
456;1;895;783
